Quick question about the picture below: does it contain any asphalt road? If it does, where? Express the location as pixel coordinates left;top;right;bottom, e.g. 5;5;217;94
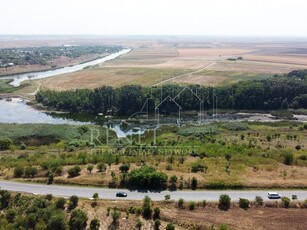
1;181;306;201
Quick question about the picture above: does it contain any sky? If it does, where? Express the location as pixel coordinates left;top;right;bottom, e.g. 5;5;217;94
1;0;307;36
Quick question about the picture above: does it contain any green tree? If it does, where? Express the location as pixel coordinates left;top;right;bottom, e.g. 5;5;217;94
69;209;88;230
90;218;100;230
239;198;250;210
218;194;231;211
178;198;184;209
111;209;121;229
128;166;168;190
87;164;94;173
119;163;130;173
68;195;79;210
142;195;152;219
5;209;16;223
135;219;143;230
48;213;68;230
282;197;290;208
24;166;38;178
283;153;294;165
0;190;11;209
154;219;161;230
166;223;175;230
0;138;13;150
153;207;160;220
68;166;81;177
191;177;198;190
55;197;66;210
14;166;24;178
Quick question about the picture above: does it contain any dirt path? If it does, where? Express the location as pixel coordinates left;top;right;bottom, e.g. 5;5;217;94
152;62;216;86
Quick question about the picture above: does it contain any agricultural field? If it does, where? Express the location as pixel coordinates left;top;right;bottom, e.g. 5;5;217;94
35;40;307;91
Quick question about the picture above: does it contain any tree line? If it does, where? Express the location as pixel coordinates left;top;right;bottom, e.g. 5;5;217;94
36;70;307;116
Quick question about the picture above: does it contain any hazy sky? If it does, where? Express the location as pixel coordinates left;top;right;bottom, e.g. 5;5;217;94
1;0;307;36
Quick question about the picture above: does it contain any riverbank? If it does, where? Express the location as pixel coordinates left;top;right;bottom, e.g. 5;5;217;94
0;48;131;87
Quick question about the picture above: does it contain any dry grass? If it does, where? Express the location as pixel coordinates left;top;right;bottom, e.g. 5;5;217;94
64;198;307;230
36;42;307;90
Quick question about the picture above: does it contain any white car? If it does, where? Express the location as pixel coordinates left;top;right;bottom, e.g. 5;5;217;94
267;192;281;199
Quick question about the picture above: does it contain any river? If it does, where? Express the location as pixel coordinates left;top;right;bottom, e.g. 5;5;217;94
1;48;131;87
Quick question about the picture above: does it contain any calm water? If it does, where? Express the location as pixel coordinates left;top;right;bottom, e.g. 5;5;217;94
0;98;88;125
0;98;153;137
1;49;131;86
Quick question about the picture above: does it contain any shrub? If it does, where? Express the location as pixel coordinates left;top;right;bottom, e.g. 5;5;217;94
0;138;13;150
47;172;54;185
14;166;24;178
164;194;171;202
295;145;301;151
239;198;250;210
111;209;121;228
97;163;107;172
142;195;152;219
6;209;16;223
135;219;143;230
255;196;263;206
20;143;27;150
119;163;130;173
68;195;79;210
153;207;160;220
90;218;100;230
48;213;67;230
283;153;294;165
55;166;63;176
128;166;168;190
166;223;175;230
219;194;231;211
154;219;161;230
55;197;66;209
45;194;53;201
191;162;208;173
225;153;232;161
69;209;88;230
281;197;290;208
178;198;185;209
188;201;195;210
191;177;198;190
299;155;307;160
202;200;207;208
24;166;38;178
87;164;94;173
0;190;11;209
166;164;173;171
68;166;81;178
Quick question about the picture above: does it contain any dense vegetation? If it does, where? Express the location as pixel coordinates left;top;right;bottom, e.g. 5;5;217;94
0;45;122;68
1;121;307;190
0;190;89;230
36;70;307;115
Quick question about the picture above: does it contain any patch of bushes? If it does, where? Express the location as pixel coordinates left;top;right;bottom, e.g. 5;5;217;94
218;194;231;211
191;162;208;173
239;198;250;210
222;122;249;131
68;166;81;178
283;153;294;165
281;197;290;208
128;166;168;190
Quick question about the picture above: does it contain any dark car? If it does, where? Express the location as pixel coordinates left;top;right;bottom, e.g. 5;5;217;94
116;192;127;197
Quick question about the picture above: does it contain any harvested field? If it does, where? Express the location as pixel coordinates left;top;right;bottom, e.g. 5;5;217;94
40;67;192;90
27;40;307;90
